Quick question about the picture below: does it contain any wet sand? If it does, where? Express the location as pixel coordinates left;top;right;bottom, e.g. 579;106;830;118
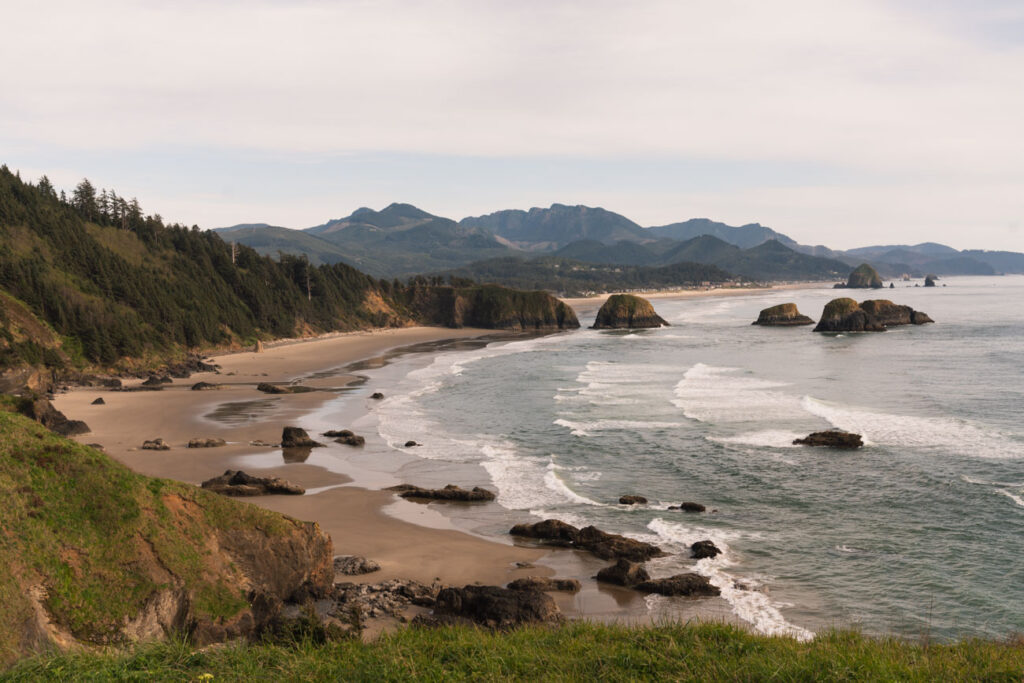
54;326;550;590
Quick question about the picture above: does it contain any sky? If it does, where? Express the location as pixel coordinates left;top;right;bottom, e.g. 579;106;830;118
2;0;1023;251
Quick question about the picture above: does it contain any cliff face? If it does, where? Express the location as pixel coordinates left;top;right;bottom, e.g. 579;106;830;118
813;298;886;332
751;303;814;326
844;263;884;289
404;284;580;331
0;405;333;666
591;294;669;329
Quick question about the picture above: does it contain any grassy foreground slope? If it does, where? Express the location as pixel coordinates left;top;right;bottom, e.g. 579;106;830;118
7;623;1023;681
0;401;331;668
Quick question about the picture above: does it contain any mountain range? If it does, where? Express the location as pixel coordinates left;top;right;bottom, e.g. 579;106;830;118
217;203;1024;283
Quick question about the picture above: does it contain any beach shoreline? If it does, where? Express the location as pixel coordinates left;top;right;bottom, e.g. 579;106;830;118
53;283;822;629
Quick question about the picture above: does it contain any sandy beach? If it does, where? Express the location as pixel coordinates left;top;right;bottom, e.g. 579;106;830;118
52;286;813;627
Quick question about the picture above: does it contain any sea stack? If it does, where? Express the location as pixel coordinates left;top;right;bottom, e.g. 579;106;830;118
860;300;934;326
813;298;886;332
924;274;937;287
591;294;668;329
842;263;884;289
751;303;814;326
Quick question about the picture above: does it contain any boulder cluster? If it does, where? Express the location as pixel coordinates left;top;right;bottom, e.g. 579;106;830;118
813;298;933;333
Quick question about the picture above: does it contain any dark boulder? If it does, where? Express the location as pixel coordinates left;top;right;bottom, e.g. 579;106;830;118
793;430;863;449
507;577;581;593
751;303;814;326
187;438;227;448
201;469;305;496
924;274;937;287
668;502;706;513
619;495;648;505
595;558;651;587
575;526;664;562
91;397;105;405
591;294;669;329
509;520;665;561
281;426;324;448
388;484;497;502
191;381;220;391
322;429;355;437
813;298;886;333
432;585;562;628
691;540;722;559
142;375;172;387
370;392;385;400
635;573;720;597
404;440;420;447
335;434;365;447
509;519;580;545
17;395;90;436
258;383;316;395
141;438;170;451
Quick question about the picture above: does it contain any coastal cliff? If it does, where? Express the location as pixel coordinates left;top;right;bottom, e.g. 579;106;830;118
0;402;333;667
402;284;580;331
591;294;668;329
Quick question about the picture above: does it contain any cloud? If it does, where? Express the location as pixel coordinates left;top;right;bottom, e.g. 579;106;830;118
2;0;1022;249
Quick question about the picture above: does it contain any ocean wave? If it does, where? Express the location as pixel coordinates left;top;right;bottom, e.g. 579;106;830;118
646;518;812;641
997;489;1024;508
801;396;1022;458
710;430;806;449
673;364;800;423
554;417;684;437
478;446;606;510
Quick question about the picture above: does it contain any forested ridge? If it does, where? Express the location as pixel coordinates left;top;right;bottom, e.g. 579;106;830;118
0;166;574;375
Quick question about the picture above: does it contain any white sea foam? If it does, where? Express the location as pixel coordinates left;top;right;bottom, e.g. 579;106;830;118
673;364;800;423
710;430;806;449
476;446;606;510
554;418;683;437
998;489;1024;508
801;396;1022;458
568;360;677;407
646;518;813;641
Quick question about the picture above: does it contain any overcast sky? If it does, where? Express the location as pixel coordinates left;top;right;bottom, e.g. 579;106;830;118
3;0;1023;251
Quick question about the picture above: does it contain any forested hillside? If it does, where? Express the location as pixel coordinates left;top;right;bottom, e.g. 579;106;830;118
0;167;575;377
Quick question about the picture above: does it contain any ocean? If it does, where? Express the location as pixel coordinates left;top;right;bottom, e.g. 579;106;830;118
332;276;1024;641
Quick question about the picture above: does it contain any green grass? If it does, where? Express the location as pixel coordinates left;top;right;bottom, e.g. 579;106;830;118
5;622;1023;681
0;402;298;665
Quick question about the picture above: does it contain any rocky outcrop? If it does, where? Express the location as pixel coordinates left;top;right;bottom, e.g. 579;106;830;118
841;263;884;289
635;573;720;597
90;397;105;405
16;395;90;436
324;429;365;446
191;381;220;391
334;555;381;576
595;558;651;587
509;520;665;562
752;303;814;326
860;300;934;327
924;274;938;287
404;440;420;447
281;426;324;448
388;484;497;502
334;579;438;621
257;383;315;395
813;298;886;332
619;495;648;505
370;392;384;400
430;585;562;628
507;577;581;593
142;375;172;387
793;430;863;449
187;438;226;448
141;438;170;451
668;502;706;512
591;294;668;329
691;540;722;559
201;470;305;496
